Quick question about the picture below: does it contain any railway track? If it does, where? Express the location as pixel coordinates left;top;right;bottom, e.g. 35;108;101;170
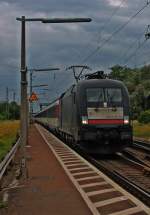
123;145;150;168
65;140;150;207
44;125;150;207
91;154;150;206
0;138;20;181
133;140;150;152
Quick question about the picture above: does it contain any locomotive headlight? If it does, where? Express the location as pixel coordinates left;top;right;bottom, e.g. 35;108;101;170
124;116;129;124
82;116;88;125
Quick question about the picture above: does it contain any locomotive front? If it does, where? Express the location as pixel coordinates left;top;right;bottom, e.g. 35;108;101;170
76;79;132;154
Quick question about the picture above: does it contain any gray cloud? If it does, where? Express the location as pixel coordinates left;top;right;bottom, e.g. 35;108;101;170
0;0;150;109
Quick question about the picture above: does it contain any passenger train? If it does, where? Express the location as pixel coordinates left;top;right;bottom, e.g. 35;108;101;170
35;71;132;154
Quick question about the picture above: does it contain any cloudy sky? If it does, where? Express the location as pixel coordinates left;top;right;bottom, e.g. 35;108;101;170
0;0;150;110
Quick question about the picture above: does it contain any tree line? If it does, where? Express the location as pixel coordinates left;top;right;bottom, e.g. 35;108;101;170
110;65;150;123
0;101;20;120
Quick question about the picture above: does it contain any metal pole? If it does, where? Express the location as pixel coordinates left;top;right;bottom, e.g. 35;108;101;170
6;87;9;103
6;87;9;120
30;71;33;118
13;92;16;102
20;16;27;178
12;91;16;119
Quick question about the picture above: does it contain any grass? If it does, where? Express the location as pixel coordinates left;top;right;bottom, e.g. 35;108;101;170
0;201;8;209
133;121;150;141
0;120;20;161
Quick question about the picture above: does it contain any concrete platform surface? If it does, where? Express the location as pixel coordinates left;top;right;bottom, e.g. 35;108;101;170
2;125;92;215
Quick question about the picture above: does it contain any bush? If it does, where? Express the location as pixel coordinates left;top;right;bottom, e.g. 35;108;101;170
138;110;150;124
0;113;7;120
0;102;20;120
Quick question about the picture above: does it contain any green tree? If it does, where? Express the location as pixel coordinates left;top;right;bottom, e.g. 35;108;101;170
109;64;150;120
0;102;20;120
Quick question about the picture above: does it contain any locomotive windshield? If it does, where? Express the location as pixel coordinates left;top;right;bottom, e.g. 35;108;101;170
86;88;124;121
106;88;122;103
86;88;122;103
86;88;104;102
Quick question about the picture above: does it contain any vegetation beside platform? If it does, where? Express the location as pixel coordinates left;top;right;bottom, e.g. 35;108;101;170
110;65;150;123
0;102;20;121
0;120;20;161
110;65;150;141
133;121;150;141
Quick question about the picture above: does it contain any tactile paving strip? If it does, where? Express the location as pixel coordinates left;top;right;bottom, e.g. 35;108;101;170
36;124;150;215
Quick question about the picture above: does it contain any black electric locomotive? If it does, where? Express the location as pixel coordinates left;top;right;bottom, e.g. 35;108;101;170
35;71;132;154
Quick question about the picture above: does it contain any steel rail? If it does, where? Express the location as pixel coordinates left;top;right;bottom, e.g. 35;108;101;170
0;138;20;180
123;148;150;168
113;171;150;204
86;155;150;207
69;145;150;207
133;140;150;152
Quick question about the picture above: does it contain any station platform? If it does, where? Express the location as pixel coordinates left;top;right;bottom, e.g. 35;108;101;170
2;124;150;215
3;124;92;215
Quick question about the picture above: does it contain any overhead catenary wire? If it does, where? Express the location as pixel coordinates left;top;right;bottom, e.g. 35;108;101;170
68;0;128;65
123;39;147;65
83;0;127;54
46;69;72;99
96;0;127;44
119;28;146;64
118;38;148;74
82;1;150;63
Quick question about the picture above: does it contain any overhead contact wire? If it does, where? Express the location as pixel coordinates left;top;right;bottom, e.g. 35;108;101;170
97;0;127;44
118;39;148;73
73;0;127;63
82;1;150;63
119;28;146;64
123;39;147;65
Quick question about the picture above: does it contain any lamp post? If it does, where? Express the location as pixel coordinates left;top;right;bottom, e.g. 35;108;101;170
16;15;92;178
